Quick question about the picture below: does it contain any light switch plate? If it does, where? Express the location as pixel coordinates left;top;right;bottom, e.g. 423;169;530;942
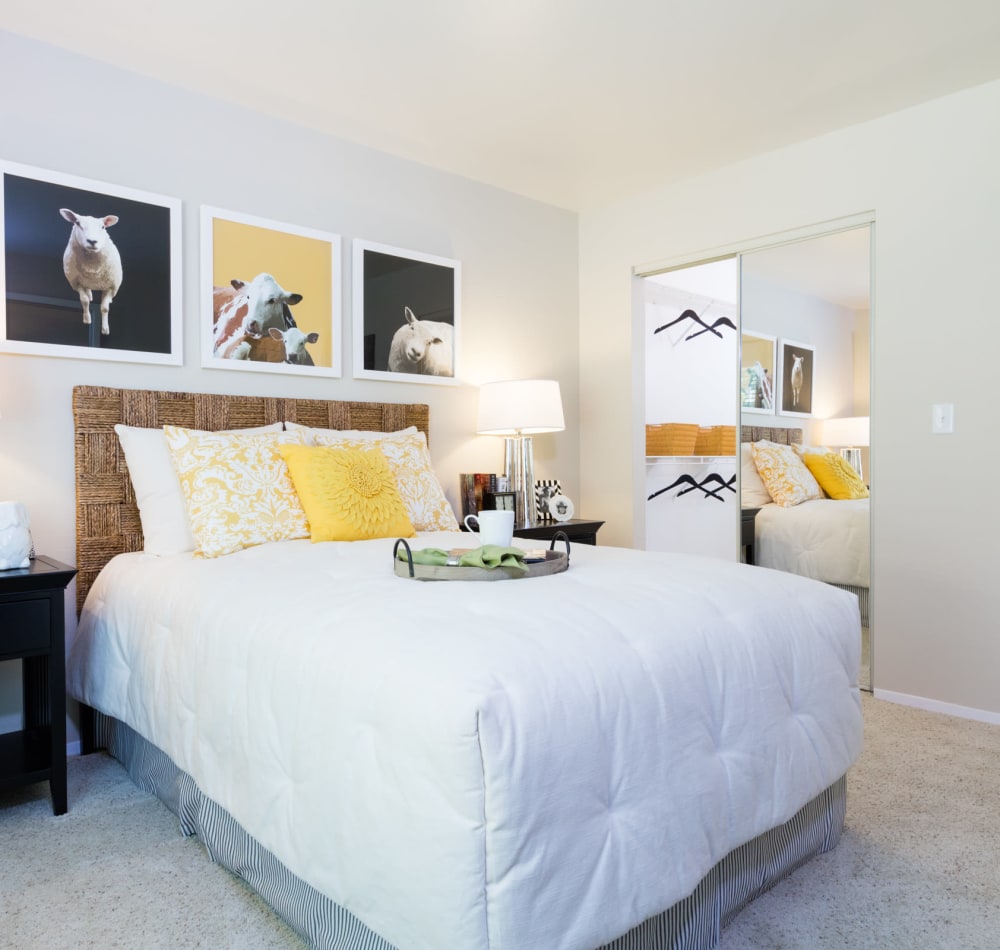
932;403;954;434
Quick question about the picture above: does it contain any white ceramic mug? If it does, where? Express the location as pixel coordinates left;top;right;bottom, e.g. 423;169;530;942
463;509;515;547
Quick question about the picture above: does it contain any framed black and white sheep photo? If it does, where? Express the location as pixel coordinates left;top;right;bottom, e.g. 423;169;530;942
352;239;460;386
777;338;816;417
0;160;181;364
201;206;342;378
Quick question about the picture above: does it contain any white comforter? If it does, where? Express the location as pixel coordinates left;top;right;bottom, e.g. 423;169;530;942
755;498;870;589
68;535;862;950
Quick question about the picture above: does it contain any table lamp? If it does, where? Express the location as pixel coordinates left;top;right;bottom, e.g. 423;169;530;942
477;380;565;526
821;416;870;480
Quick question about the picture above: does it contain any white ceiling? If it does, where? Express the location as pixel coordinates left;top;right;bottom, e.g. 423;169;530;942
647;227;871;310
742;227;872;310
6;2;1000;212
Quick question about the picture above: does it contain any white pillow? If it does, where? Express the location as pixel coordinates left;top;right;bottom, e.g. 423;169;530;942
793;443;831;456
115;422;283;556
283;422;419;441
740;442;773;508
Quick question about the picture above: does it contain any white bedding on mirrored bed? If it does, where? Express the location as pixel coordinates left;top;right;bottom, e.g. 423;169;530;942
754;498;870;589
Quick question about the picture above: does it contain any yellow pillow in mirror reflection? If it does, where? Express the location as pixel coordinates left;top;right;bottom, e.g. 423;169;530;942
800;451;870;500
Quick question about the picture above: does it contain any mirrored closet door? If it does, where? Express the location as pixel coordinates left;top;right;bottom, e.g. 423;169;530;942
638;225;873;691
740;227;872;691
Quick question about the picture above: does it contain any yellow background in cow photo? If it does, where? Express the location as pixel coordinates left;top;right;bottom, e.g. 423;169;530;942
212;217;335;368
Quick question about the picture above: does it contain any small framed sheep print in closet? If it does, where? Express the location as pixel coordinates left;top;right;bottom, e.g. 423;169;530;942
777;338;816;417
0;160;182;365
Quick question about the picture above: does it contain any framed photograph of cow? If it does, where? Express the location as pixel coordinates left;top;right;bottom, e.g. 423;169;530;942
352;239;460;385
777;338;816;417
1;160;182;364
201;206;342;377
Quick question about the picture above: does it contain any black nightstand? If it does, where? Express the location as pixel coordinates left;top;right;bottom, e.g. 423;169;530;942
0;556;77;815
741;508;760;565
514;519;605;546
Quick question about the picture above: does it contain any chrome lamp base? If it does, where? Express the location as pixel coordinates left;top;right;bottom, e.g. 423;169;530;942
840;447;863;481
503;435;536;527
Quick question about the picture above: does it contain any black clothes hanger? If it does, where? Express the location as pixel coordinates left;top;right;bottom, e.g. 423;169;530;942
648;472;736;502
653;308;736;341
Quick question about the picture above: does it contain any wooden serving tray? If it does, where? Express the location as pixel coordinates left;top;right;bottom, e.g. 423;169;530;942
393;536;570;582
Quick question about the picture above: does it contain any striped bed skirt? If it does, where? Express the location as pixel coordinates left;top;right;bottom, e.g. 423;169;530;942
831;583;870;628
96;713;847;950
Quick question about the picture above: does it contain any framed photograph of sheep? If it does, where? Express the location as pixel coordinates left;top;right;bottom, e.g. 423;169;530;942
0;160;181;364
201;206;342;377
740;330;776;415
352;239;460;385
777;338;816;417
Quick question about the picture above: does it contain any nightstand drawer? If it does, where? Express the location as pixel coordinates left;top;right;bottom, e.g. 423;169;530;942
0;599;50;656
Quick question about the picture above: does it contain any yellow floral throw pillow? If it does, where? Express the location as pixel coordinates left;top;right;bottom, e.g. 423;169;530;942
309;429;458;531
278;444;415;542
750;440;822;507
800;451;869;500
164;426;310;558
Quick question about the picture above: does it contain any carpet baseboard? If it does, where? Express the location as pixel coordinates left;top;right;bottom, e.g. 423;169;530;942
874;688;1000;725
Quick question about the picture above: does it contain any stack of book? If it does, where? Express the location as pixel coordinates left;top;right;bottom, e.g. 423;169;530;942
459;473;497;518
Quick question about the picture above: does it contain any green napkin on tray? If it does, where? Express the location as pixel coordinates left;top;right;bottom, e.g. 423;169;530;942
397;544;529;572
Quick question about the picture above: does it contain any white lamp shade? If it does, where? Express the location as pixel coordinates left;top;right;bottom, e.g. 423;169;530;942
477;380;565;435
822;416;870;447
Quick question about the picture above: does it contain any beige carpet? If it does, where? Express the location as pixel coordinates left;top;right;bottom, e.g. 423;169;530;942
720;693;1000;948
0;754;303;949
2;694;999;949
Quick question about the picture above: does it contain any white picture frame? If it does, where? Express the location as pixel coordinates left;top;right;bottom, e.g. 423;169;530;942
740;330;777;415
1;160;182;365
352;238;460;385
201;205;342;377
777;337;816;417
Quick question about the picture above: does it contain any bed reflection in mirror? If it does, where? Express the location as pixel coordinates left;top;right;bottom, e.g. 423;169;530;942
739;226;872;691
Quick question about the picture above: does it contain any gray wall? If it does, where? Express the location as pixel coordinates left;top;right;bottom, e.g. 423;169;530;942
740;272;860;442
0;31;580;744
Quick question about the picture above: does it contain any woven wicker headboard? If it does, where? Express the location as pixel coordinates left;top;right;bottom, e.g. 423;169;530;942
72;386;430;613
741;425;803;446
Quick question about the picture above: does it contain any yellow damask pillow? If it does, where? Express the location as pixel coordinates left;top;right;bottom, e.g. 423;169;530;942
164;426;310;558
278;444;415;541
307;428;458;531
750;440;822;507
800;451;869;500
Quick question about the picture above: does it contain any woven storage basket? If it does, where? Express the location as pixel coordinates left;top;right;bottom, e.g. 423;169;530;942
646;423;699;456
695;425;737;456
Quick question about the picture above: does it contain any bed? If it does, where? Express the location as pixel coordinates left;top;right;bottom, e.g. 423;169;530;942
69;387;863;950
741;425;870;625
